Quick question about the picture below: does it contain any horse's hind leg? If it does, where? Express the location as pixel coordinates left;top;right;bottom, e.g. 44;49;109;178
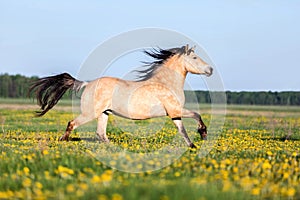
95;113;109;142
59;114;94;141
59;120;75;141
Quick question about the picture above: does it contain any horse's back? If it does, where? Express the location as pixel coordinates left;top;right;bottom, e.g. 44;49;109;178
80;76;185;119
82;77;167;119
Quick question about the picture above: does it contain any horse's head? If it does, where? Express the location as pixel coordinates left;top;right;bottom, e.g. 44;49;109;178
179;44;213;76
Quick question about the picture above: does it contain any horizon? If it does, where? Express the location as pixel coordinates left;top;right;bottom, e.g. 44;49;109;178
1;72;299;93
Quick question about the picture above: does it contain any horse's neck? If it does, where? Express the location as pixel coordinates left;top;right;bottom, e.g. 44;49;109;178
148;65;187;90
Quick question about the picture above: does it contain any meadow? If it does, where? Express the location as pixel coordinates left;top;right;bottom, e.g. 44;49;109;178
0;99;299;199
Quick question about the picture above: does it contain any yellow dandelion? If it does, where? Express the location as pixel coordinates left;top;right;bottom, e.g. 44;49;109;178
44;171;51;180
79;183;88;191
0;191;14;199
251;187;260;195
101;173;112;182
34;182;43;190
42;149;49;155
224;159;231;165
112;193;123;200
266;151;273;156
91;175;102;184
83;167;94;174
66;184;75;193
220;163;226;169
33;188;43;197
174;172;180;177
78;172;87;181
232;167;238;173
283;172;289;179
280;187;287;196
98;194;108;200
286;187;296;197
23;167;30;176
22;178;32;187
262;161;272;170
55;165;74;177
96;161;101;165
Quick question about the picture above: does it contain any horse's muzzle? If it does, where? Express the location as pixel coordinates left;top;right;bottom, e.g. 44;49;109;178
205;66;213;77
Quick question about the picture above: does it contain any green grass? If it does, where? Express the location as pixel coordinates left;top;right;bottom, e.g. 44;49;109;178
0;103;299;199
0;98;73;106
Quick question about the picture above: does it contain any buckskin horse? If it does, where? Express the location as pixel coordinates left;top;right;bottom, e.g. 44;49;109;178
30;44;213;148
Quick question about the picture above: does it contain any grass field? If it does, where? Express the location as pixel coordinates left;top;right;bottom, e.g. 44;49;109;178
0;99;299;199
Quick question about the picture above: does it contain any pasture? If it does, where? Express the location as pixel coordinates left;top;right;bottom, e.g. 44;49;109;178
0;99;299;199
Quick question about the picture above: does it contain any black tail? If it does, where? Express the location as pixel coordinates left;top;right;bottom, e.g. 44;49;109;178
29;73;85;116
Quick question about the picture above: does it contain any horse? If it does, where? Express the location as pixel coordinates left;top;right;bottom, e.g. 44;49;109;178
29;44;213;148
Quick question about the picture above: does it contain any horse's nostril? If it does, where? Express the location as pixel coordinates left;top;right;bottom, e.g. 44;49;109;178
205;66;213;76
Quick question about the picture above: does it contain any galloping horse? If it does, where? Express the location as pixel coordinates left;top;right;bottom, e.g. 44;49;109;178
30;44;213;148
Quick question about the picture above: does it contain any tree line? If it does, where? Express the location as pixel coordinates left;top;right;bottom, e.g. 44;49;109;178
185;91;300;105
0;74;38;98
1;73;300;105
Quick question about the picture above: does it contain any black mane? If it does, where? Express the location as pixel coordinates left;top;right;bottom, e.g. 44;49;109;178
135;47;183;81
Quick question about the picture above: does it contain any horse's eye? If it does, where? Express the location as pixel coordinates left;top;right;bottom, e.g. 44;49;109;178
193;57;197;59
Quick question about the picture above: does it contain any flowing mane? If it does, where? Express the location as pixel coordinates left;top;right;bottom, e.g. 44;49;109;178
135;47;184;81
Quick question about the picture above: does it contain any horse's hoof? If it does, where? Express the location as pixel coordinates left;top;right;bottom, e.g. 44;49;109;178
58;136;68;141
102;139;110;143
96;138;110;143
189;143;197;149
202;135;207;140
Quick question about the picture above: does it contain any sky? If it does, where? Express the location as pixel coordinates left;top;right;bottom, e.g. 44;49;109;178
0;0;299;91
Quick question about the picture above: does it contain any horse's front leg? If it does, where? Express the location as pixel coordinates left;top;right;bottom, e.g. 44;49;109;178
172;118;196;148
96;113;110;143
182;109;207;140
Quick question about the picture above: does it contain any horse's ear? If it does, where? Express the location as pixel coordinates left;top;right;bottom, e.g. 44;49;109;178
187;45;196;55
185;44;189;54
191;45;196;52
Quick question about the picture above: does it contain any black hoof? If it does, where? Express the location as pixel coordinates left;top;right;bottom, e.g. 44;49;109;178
189;143;197;149
58;136;69;141
198;127;207;140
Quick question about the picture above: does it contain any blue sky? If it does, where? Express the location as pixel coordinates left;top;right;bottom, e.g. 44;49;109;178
0;0;299;91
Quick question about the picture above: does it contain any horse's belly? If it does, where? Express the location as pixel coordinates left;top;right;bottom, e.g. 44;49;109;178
111;98;166;120
106;79;182;120
130;102;166;119
110;85;167;119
